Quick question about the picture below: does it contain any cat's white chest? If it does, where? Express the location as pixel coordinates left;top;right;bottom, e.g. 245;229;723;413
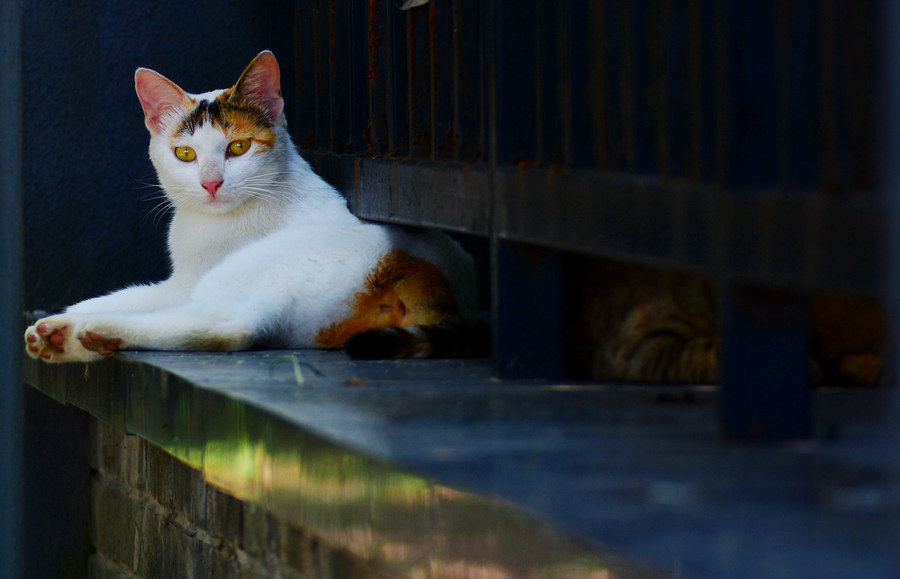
187;219;394;345
167;208;276;283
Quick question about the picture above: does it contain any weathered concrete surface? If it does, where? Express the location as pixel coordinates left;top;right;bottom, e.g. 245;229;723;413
23;350;900;578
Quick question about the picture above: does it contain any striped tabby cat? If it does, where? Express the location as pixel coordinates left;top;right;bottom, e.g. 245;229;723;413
568;258;885;385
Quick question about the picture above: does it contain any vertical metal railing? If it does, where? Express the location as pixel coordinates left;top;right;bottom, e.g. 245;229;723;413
293;1;878;190
287;1;888;437
0;0;24;576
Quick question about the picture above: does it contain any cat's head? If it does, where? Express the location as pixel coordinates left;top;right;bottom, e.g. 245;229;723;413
135;51;289;214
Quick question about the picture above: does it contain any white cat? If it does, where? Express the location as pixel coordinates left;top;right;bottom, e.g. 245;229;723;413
25;51;485;363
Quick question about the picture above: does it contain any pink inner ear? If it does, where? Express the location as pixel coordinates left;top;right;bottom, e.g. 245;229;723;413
234;51;284;121
135;69;188;134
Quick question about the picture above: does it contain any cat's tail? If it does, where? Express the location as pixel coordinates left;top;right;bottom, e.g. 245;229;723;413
344;320;491;359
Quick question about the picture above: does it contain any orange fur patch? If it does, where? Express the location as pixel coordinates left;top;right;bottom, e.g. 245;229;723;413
228;114;275;150
315;249;460;348
215;87;275;149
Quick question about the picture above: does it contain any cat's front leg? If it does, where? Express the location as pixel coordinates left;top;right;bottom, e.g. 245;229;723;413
65;280;186;316
24;314;121;363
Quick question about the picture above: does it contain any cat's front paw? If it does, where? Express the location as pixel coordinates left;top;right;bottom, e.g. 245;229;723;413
24;316;104;363
78;331;123;357
25;319;67;362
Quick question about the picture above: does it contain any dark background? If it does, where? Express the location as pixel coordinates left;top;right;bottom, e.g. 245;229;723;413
22;1;296;311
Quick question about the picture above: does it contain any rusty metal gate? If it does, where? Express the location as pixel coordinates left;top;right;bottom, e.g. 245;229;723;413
279;0;886;438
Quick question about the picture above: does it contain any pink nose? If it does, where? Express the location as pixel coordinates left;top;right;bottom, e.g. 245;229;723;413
202;180;223;198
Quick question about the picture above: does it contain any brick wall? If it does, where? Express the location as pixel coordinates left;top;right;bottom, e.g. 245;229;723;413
86;414;378;577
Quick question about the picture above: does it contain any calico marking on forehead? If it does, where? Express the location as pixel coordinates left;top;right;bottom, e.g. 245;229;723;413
175;92;274;139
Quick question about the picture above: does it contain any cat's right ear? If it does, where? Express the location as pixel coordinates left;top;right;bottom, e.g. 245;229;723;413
135;69;190;135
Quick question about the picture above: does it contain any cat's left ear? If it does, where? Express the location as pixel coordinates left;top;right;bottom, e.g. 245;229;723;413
231;50;284;123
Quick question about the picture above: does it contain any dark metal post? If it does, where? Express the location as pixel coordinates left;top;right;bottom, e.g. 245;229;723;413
0;0;24;576
719;285;812;439
492;239;564;379
884;2;900;470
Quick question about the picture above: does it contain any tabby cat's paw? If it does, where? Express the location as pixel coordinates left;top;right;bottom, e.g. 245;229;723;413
838;352;884;385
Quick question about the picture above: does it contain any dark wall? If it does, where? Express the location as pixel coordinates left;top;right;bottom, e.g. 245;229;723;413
23;387;92;578
22;1;294;311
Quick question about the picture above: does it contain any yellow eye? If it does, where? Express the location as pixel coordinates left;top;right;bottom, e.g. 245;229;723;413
228;139;251;156
174;146;196;162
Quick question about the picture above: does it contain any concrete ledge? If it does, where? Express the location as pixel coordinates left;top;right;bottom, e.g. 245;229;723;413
23;350;900;577
25;352;631;578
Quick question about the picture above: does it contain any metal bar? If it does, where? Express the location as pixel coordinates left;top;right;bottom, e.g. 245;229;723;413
494;0;537;165
431;1;454;159
589;0;612;169
663;0;689;178
534;0;558;165
820;0;842;192
686;0;704;181
713;1;731;187
621;1;653;173
0;0;23;574
727;2;779;188
654;0;672;176
453;0;484;164
293;0;316;148
347;1;368;155
407;4;432;159
696;0;718;183
484;0;498;166
492;240;564;379
313;0;330;151
328;0;344;151
720;286;812;440
387;3;410;156
564;0;592;168
619;0;637;172
848;4;876;190
367;0;389;156
778;0;822;189
883;0;900;470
